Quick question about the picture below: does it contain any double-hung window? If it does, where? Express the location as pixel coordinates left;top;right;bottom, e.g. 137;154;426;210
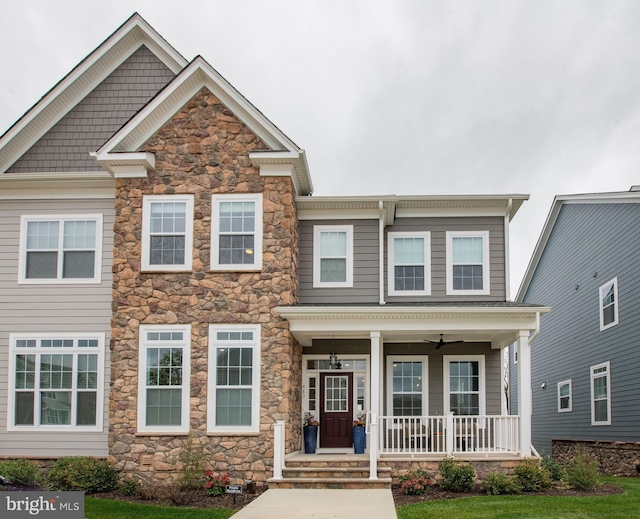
446;231;490;295
138;325;191;433
386;356;428;416
313;225;353;287
599;278;619;331
388;232;430;296
208;325;261;433
444;356;485;415
211;194;262;270
590;362;611;425
19;214;103;283
557;380;572;412
142;196;194;271
8;334;104;431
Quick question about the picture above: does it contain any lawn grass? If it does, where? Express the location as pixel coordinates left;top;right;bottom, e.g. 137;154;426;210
85;497;235;519
396;476;640;519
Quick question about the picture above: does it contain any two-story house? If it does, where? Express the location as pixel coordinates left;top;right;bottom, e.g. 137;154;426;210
0;14;548;486
514;187;640;475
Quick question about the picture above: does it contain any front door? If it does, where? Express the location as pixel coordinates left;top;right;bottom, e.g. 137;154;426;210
319;372;353;448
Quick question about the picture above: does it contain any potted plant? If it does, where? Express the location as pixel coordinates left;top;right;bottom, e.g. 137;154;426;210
352;411;366;454
303;412;319;454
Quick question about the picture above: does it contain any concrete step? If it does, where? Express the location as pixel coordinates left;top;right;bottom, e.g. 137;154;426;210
267;477;393;489
282;466;391;479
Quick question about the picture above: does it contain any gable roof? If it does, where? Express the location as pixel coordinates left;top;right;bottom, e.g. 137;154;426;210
516;186;640;302
92;55;313;195
0;13;187;175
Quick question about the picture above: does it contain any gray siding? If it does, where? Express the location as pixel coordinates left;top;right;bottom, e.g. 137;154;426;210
386;216;506;302
0;198;114;457
298;219;380;304
8;46;175;173
522;203;640;455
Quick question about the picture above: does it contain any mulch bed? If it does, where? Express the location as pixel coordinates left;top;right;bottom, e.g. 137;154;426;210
1;481;625;510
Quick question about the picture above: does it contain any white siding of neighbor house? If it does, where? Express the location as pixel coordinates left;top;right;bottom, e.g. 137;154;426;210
0;198;114;457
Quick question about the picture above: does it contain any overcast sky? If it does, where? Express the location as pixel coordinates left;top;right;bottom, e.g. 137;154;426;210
2;0;639;299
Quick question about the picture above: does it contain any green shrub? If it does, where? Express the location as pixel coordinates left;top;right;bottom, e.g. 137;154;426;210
0;459;40;486
178;434;206;490
119;477;141;496
541;454;567;481
46;457;119;493
483;471;521;495
438;457;476;492
399;469;432;495
566;449;601;490
514;457;551;492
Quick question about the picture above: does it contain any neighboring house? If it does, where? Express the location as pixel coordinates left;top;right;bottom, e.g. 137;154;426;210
514;187;640;474
0;14;548;485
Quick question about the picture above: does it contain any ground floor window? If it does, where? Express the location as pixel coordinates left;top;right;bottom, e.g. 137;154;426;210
138;325;191;434
558;380;572;412
590;361;611;425
444;355;485;415
8;334;104;431
208;324;261;433
386;356;428;416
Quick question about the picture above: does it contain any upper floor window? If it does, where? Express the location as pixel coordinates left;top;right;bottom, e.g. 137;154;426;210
446;231;490;295
211;194;262;271
138;325;191;434
388;232;430;296
142;196;193;271
208;324;261;433
8;333;105;431
557;379;572;412
599;278;618;331
19;215;103;284
313;225;353;287
590;361;611;425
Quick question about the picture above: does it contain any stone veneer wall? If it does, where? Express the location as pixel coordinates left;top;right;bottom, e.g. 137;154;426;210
109;87;301;485
553;439;640;476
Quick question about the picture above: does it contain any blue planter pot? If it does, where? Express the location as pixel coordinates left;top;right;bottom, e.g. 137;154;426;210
303;426;318;454
353;426;366;454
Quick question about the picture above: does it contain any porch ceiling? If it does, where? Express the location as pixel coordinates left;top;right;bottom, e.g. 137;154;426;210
275;304;550;348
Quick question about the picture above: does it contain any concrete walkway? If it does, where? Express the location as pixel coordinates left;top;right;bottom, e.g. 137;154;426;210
231;488;397;518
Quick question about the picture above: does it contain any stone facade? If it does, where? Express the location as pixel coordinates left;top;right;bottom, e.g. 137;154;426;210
553;439;640;476
109;87;301;484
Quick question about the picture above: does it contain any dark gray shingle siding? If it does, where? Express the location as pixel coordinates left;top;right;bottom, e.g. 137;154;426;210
8;46;175;173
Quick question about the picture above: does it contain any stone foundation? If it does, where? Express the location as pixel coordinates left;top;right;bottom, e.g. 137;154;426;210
553;439;640;476
379;457;523;482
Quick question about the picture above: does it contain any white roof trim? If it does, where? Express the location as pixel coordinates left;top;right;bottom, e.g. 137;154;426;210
516;188;640;301
0;14;187;174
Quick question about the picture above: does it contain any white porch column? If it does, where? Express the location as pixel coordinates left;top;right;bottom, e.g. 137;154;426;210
369;332;381;479
516;331;532;457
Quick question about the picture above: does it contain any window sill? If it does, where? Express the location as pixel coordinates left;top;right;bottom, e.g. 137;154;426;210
207;431;261;437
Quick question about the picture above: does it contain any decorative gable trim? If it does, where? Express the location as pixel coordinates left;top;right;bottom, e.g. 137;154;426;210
0;13;187;175
94;57;313;195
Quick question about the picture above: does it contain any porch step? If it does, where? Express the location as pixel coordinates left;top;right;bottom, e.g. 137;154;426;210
268;457;392;489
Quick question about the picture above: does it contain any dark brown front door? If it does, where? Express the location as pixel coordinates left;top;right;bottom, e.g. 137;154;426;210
319;372;353;448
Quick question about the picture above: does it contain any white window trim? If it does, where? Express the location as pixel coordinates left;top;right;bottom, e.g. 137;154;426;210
443;355;486;415
141;195;194;272
386;355;429;417
445;230;490;295
7;333;105;432
599;278;619;331
313;225;354;288
557;379;572;413
207;324;261;434
137;324;191;434
211;193;263;271
18;214;103;284
388;232;431;296
590;361;611;426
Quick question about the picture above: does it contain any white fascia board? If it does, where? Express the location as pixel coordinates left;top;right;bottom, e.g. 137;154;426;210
0;171;115;198
0;14;187;174
250;151;313;196
296;196;397;221
100;58;299;155
91;151;155;177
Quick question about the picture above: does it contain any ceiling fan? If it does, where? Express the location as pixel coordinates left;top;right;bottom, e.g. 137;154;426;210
424;334;464;350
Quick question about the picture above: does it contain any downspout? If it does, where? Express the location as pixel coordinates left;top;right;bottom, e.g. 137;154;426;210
379;200;386;305
504;198;512;301
529;311;541;344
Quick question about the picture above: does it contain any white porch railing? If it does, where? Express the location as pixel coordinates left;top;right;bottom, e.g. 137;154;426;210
379;413;520;456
